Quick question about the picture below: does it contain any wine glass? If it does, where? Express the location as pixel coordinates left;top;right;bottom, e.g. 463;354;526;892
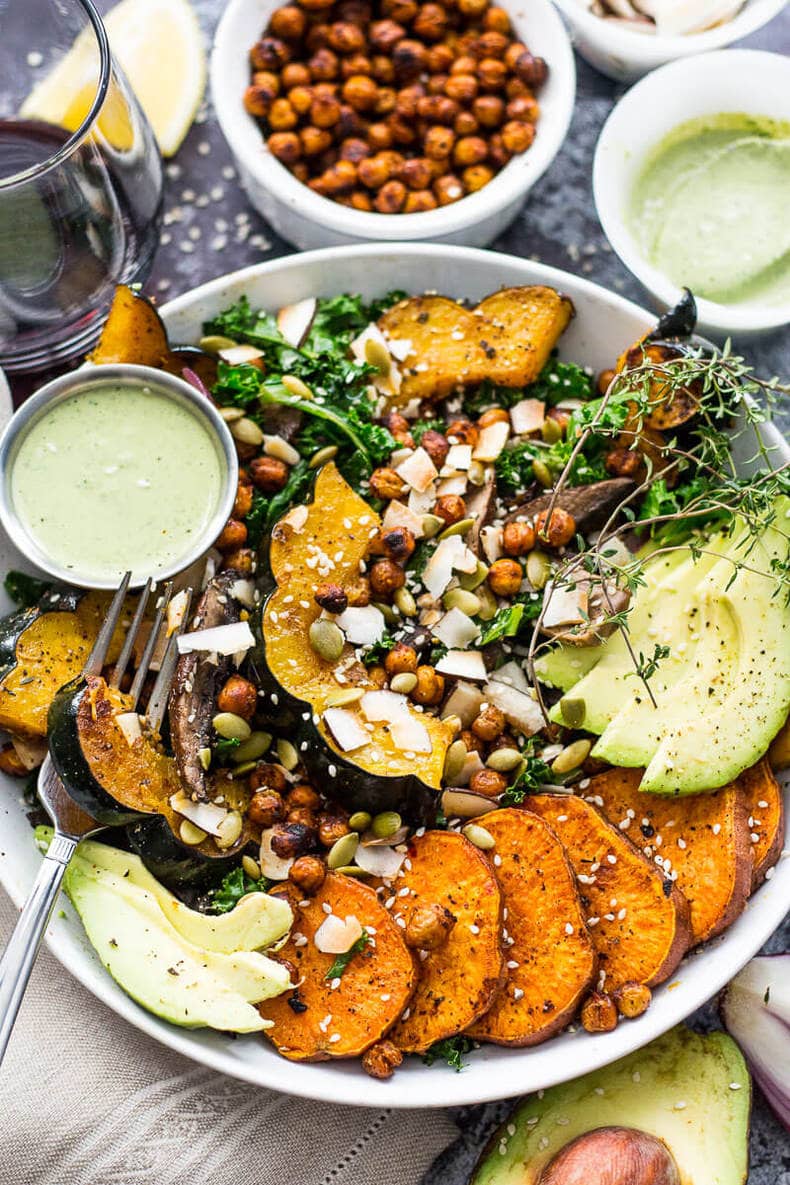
0;0;164;373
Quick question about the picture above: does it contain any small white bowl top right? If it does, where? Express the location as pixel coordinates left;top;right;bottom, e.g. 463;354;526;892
593;49;790;338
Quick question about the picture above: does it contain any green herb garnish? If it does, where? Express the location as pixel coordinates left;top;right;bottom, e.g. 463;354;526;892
501;755;552;806
208;866;271;914
325;930;370;979
422;1035;476;1071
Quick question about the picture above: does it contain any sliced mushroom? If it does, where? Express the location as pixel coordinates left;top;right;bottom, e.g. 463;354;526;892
260;403;303;443
506;478;636;535
465;470;497;558
168;570;243;800
542;578;631;646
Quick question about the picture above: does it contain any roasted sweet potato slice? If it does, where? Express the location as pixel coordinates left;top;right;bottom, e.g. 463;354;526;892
527;795;692;990
616;341;699;430
466;809;597;1047
258;874;416;1060
377;286;573;406
587;767;752;946
387;831;504;1054
739;758;785;890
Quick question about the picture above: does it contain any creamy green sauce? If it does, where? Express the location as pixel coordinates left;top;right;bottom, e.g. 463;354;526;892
629;113;790;306
12;385;224;582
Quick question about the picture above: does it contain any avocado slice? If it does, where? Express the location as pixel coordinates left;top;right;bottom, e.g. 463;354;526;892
471;1026;750;1185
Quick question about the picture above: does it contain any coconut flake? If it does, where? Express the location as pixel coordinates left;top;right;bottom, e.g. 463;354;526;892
456;750;485;786
390;713;431;753
473;421;510;462
218;343;265;366
355;844;406;878
229;579;257;609
336;605;385;646
166;589;191;635
259;829;294;880
483;680;544;736
323;708;369;752
169;792;228;837
177;620;255;656
386;336;413;362
490;659;530;694
360;689;408;722
442;681;486;727
436;474;468;497
480;525;504;564
422;535;478;599
433;607;480;649
350;324;402;395
396;447;438;493
115;712;142;747
509;399;546;435
407;486;436;517
314;913;363;954
382;500;425;539
542;581;589;629
277;297;316;348
443;443;473;472
436;649;487;680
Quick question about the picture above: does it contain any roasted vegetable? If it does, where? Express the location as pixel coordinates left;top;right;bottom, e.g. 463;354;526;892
387;831;504;1054
505;479;636;535
466;809;597;1047
258;874;416;1060
528;794;692;990
738;757;785;890
256;463;452;824
377;287;574;406
588;767;752;945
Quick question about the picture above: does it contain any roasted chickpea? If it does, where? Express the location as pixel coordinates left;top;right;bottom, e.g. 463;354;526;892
463;163;494;192
368;466;405;499
504;39;528;70
392;39;428;81
377;526;417;562
369;18;406;51
288;855;326;894
288;806;318;828
232;478;254;519
424;125;455;160
337;0;372;22
341;52;373;79
501;119;535;154
478;57;507;91
0;743;27;778
249;455;289;492
404;903;456;949
340;136;371;163
486;131;510;168
217;674;258;720
250;762;289;795
459;728;485;755
314;582;349;614
473;94;504;127
507;94;540;123
469;768;508;798
412;2;448;40
374;85;398;114
270;5;308;40
288;84;314;115
458;0;487;16
547;405;571;432
248;789;285;827
419;428;449;467
450;55;478;75
244;85;273;118
597;367;616;395
300;125;333;155
362;1040;403;1080
502;519;536;556
216;518;248;552
319;159;358;193
382;410;412;442
387;113;417;145
427;42;454;72
454;135;488;167
250;36;290;70
426;70;449;95
268;131;302;164
487;557;523;596
268;97;298;130
434;173;464;204
514;51;549;89
221;547;255;574
454;110;479;137
416;94;458;123
434;493;467;526
412;664;445;705
471;704;506;741
289;785;322;812
370;53;396;83
444;73;477;103
535;507;576;549
345;575;372;607
318;814;351;847
337;103;367;137
446;417;479;445
367;663;388;688
369;557;406;596
404;189;437;211
384;642;419;675
505;76;531;99
395;83;425;118
398;156;433;189
306;21;332;50
374;178;407;211
271;822;319;859
310;93;342;127
309;47;340;80
292;161;310;182
581;991;618;1033
383;0;418;18
367;120;393;149
281;62;311;90
328;20;366;53
478;406;510;427
476;30;509;57
484;5;511;32
342;73;379;110
356;151;390;190
605;447;643;479
614;982;652;1019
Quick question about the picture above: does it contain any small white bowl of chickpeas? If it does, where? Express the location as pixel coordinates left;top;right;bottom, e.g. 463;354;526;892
211;0;575;248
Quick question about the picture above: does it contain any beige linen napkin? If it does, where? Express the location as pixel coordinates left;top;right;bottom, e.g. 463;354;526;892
0;889;456;1185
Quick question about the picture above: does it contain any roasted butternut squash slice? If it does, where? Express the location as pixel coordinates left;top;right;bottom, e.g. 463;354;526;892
377;287;574;406
258;874;416;1060
527;795;692;990
738;758;785;890
387;831;504;1054
466;809;597;1047
587;767;753;945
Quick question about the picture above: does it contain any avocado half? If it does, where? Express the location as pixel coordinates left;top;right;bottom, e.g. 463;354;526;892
471;1026;750;1185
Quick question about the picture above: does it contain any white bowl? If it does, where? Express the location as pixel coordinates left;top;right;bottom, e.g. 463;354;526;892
211;0;575;249
593;49;790;338
0;245;787;1108
553;0;788;81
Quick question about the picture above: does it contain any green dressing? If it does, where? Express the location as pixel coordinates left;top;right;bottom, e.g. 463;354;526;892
629;113;790;306
11;385;224;582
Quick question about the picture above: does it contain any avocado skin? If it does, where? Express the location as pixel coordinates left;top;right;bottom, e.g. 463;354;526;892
471;1026;750;1185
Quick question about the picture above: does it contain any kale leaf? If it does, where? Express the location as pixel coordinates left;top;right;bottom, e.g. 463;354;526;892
245;462;315;549
501;755;553;806
325;931;370;980
423;1035;476;1071
208;866;272;914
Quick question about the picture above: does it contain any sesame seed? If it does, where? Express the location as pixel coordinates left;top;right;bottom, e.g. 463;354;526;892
330;977;341;991
564;923;574;935
329;1033;341;1044
674;1101;686;1110
513;987;524;1000
322;903;333;914
729;1083;742;1090
633;1071;641;1082
470;924;480;934
712;823;721;835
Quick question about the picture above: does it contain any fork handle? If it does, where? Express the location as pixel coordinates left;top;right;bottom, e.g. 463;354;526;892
0;833;77;1066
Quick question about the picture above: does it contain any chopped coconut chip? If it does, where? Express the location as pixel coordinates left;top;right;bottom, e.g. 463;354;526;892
360;689;409;722
407;486;437;517
490;659;530;694
336;604;385;645
433;607;480;649
436;649;487;680
355;843;406;878
422;534;478;598
483;680;544;736
114;712;142;747
350;324;402;395
382;500;425;539
443;443;473;472
229;579;256;609
473;421;510;462
218;343;264;366
259;828;294;880
390;713;431;752
442;681;486;727
276;503;308;537
542;581;589;629
314;913;364;954
456;750;485;786
170;792;228;837
396;446;438;492
385;336;413;362
277;297;316;348
323;707;369;752
177;620;255;656
436;473;468;497
166;589;190;635
264;434;301;467
509;398;546;435
480;525;504;564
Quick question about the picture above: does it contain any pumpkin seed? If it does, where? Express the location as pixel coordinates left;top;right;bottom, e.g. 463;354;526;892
364;336;391;375
559;696;586;728
462;823;496;850
371;810;402;838
467;460;487;487
526;549;551;590
232;760;259;775
266;436;301;465
198;747;212;771
442;588;481;615
458;560;489;591
309;444;339;469
282;373;314;400
438;516;475;540
442;714;462;736
486;747;522;772
393;585;417;617
326;687;364;708
219;406;245;424
216;810;243;850
421;514;446;539
277;738;300;771
552;739;592;775
230;416;264;447
373;601;398;626
242;854;262;880
199;334;238;355
541;417;562;444
213;712;252;742
532;459;553;489
390;672;418;694
334;865;370;877
309;618;344;662
349;811;372;832
327;831;360;869
443;739;468;783
475;584;498;621
179;819;208;845
233;730;272;763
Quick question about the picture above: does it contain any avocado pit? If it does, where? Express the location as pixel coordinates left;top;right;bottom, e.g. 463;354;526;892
537;1127;680;1185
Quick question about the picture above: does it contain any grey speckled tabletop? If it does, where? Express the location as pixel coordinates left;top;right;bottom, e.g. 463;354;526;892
53;0;790;1177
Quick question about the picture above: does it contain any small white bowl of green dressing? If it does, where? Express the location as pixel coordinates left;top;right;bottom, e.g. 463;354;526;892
593;49;790;337
0;365;238;589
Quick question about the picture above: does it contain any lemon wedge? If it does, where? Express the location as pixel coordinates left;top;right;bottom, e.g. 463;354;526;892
21;0;205;158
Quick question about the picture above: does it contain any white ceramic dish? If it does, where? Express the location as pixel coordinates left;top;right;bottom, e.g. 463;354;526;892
0;245;787;1108
211;0;575;249
553;0;788;81
593;49;790;339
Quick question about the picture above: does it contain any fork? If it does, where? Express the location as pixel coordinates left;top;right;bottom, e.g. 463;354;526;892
0;572;192;1066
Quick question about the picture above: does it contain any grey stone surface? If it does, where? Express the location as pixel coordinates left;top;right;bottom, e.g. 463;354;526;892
148;4;789;1180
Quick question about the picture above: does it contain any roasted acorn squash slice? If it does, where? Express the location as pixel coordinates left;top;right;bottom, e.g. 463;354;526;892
257;462;452;824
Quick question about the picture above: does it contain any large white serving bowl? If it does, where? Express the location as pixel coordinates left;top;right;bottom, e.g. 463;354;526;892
211;0;575;249
0;244;787;1108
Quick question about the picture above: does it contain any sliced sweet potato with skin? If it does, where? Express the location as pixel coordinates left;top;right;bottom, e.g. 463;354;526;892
587;767;752;946
377;287;574;406
527;794;692;991
466;809;597;1047
739;757;785;890
386;831;504;1054
258;874;416;1061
